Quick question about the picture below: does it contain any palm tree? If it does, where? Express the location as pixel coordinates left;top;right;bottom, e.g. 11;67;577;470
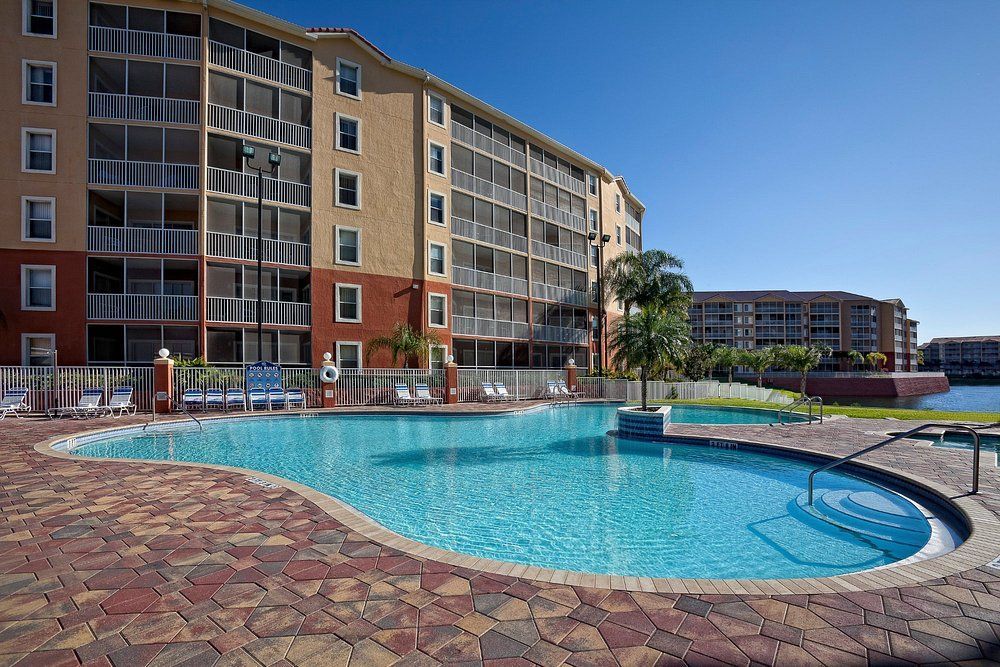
776;344;830;397
604;250;693;314
611;307;690;410
865;351;888;374
365;323;441;368
739;347;777;387
847;349;864;371
712;346;741;383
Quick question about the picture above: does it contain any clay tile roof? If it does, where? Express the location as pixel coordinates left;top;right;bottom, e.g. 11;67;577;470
926;336;1000;345
305;27;391;61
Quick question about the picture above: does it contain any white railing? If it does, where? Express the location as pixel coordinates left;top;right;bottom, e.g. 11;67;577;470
208;104;311;149
530;240;587;269
575;377;628;400
626;211;642;233
0;365;155;413
530;198;587;233
336;369;445;406
451;316;530;340
621;380;794;404
532;324;589;345
89;92;199;125
88;226;198;255
87;294;198;321
207;167;310;208
528;157;586;196
173;367;322;407
451;216;528;253
89;26;201;61
209;40;311;93
452;266;529;296
457;368;566;402
450;123;526;168
206;297;311;327
531;283;589;306
89;159;199;190
451;168;527;211
207;232;310;267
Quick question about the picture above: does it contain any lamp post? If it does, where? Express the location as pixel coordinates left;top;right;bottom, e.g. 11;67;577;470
588;231;612;373
241;146;281;361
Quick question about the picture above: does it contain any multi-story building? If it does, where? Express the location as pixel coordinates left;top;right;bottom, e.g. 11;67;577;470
2;0;643;370
689;291;919;371
920;336;1000;377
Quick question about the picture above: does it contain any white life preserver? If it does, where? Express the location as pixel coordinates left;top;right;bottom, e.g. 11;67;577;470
320;365;339;384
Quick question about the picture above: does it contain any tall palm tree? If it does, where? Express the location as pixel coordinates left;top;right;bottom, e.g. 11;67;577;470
776;345;830;397
712;346;741;383
611;307;690;410
738;347;777;387
365;323;441;368
604;250;693;314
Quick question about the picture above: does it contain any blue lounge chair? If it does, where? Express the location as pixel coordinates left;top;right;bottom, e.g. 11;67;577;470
414;383;442;405
106;387;136;417
182;388;205;411
286;388;306;409
248;389;268;411
268;387;287;410
0;387;30;420
205;388;225;410
394;384;420;406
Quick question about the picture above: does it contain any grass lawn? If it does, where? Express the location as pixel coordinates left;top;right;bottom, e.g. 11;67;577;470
650;397;1000;423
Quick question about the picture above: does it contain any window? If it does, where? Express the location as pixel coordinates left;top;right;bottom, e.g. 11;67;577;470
615;193;621;212
23;61;55;105
429;345;447;369
335;284;361;323
428;242;446;276
428;191;445;226
428;142;445;176
336;342;361;369
336;113;360;153
428;293;447;328
616;225;622;245
22;129;55;173
428;93;445;126
22;334;55;366
589;209;598;232
24;0;55;37
22;265;55;310
336;58;360;98
335;226;361;265
335;169;360;209
588;174;598;196
590;246;599;268
22;196;55;241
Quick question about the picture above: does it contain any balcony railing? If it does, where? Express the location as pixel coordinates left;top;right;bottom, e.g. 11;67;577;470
626;211;642;233
88;159;199;190
89;26;201;61
451;168;527;211
208;104;311;149
207;167;310;208
89;92;199;125
450;123;526;169
206;297;311;327
531;283;588;306
452;316;530;340
530;240;586;269
450;216;527;253
87;293;198;321
208;40;311;93
532;324;589;345
451;266;528;297
528;158;586;196
87;226;198;255
529;198;586;233
206;231;310;267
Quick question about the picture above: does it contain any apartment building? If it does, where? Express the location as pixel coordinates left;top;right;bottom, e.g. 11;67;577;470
689;291;919;371
920;336;1000;377
2;0;643;370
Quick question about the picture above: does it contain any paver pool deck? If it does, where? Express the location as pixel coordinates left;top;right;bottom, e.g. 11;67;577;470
2;404;1000;665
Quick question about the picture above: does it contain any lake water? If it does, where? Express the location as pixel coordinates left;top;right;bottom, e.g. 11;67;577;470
828;381;1000;414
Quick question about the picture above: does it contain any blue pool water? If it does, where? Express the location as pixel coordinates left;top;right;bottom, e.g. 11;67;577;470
70;404;944;579
916;432;1000;465
668;404;808;424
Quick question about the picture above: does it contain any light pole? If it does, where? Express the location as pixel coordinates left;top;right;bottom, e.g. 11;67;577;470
588;231;612;372
241;145;281;361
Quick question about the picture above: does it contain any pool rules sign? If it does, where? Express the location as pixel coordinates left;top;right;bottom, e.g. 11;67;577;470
246;361;282;390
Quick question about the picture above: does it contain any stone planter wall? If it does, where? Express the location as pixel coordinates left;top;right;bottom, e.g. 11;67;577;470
617;405;672;438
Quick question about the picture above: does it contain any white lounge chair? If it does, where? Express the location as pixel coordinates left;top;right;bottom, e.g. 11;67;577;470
414;383;442;405
493;382;516;401
544;380;563;401
248;389;269;411
286;388;306;409
225;388;246;411
557;380;579;400
394;384;420;406
0;387;30;420
182;388;205;411
268;387;287;410
106;387;136;417
481;382;502;402
47;387;104;419
205;388;225;410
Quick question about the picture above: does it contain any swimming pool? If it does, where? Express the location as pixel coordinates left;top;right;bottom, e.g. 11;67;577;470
667;404;808;424
911;431;1000;466
66;404;959;580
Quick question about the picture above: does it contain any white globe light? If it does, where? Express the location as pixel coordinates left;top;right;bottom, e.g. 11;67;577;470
446;355;454;363
568;358;576;366
158;348;170;359
323;352;332;361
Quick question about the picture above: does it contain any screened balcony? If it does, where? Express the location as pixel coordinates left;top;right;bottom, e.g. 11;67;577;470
208;19;311;93
206;264;311;327
88;57;200;125
87;257;198;321
88;124;199;189
205;198;310;267
89;3;201;61
207;71;311;148
207;135;311;208
87;190;198;255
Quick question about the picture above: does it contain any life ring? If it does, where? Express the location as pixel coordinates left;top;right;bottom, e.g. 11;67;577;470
320;365;339;384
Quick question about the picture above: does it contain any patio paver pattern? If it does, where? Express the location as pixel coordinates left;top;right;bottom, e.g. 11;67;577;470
2;408;1000;665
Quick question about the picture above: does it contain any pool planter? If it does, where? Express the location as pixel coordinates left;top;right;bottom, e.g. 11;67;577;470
617;405;672;438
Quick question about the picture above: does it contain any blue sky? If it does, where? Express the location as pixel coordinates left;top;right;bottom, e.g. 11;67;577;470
247;0;999;342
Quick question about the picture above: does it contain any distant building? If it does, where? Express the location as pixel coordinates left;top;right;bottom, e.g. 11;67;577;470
689;291;919;372
919;336;1000;377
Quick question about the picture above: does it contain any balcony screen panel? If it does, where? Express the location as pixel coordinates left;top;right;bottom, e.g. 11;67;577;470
278;151;310;184
452;191;474;220
164;129;198;164
279;209;309;243
452;106;473;129
246;30;279;59
126;258;161;295
281;91;311;126
453;290;474;317
128;60;163;97
243;205;278;240
452;144;473;174
90;123;126;160
475;293;493;320
126;192;162;228
164;194;198;230
475;245;494;273
165;10;200;37
207;329;242;363
128;7;164;32
207;198;240;234
163;260;197;295
245;80;278;117
90;57;125;94
207;264;241;298
511;169;526;195
127;126;163;162
474;199;492;226
89;190;125;227
89;258;124;294
279;271;309;303
452;240;474;268
209;19;243;48
164;326;199;358
90;3;126;28
281;42;311;69
88;326;124;364
166;64;200;100
209;72;241;107
493;205;510;232
125;326;162;363
512;255;527;280
279;332;308;365
208;135;241;170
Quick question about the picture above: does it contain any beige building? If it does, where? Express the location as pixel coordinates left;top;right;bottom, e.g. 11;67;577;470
1;0;644;369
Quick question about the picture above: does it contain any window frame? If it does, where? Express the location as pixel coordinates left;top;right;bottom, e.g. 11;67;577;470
21;127;56;174
334;168;361;210
428;292;448;329
427;190;446;227
428;343;448;369
21;264;56;311
21;333;55;366
616;224;622;245
427;241;447;277
428;141;446;176
335;57;362;100
21;196;56;242
589;208;598;232
23;0;56;38
427;92;446;127
335;341;362;370
334;283;362;323
334;225;362;266
334;112;361;154
615;193;621;213
22;59;56;106
588;173;598;196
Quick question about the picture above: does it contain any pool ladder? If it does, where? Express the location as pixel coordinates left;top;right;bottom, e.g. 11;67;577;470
807;423;981;505
144;394;203;432
777;395;823;425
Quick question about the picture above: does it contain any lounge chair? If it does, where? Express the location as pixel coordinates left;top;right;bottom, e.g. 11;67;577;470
205;388;225;410
493;382;516;401
182;388;205;411
286;388;306;409
544;380;563;401
268;387;287;410
225;388;246;411
414;383;442;405
481;382;502;402
248;388;269;411
394;384;420;406
106;387;136;417
557;380;580;400
47;387;104;419
0;387;30;420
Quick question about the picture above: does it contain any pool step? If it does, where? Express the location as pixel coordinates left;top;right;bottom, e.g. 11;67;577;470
796;489;930;548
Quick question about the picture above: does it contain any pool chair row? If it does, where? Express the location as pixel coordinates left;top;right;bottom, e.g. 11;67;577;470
544;380;580;401
39;387;137;420
394;383;442;406
181;388;307;411
480;382;518;402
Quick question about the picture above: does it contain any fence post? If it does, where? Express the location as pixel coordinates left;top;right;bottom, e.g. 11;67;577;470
320;352;338;408
445;358;459;404
565;359;578;393
153;351;174;413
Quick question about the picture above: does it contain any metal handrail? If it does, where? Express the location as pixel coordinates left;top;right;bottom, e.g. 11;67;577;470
778;395;823;425
807;423;981;504
145;392;203;432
